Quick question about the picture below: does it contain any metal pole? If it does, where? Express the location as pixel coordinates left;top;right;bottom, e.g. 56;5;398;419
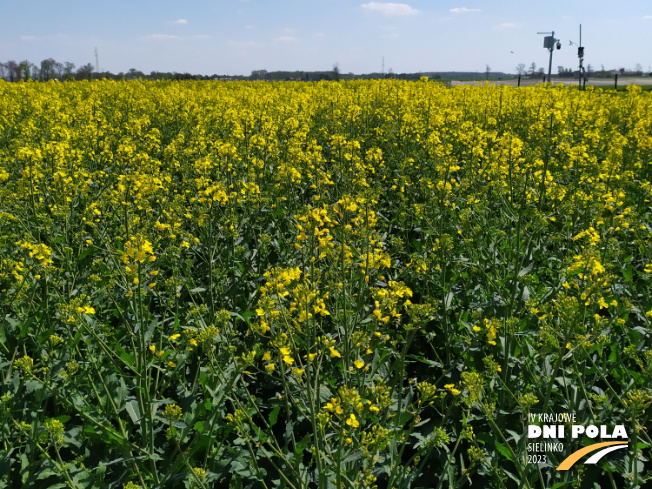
547;31;554;83
578;25;582;90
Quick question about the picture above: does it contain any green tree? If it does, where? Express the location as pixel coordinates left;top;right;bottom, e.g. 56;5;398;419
40;58;57;81
18;60;33;80
76;63;94;81
4;60;20;81
63;62;76;81
250;69;268;80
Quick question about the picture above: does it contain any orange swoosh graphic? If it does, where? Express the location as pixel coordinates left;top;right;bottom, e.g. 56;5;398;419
557;441;628;470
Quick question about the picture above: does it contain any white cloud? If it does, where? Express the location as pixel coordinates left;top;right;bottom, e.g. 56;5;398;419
274;36;298;42
450;7;481;14
170;19;188;25
643;15;652;20
495;22;516;30
141;34;180;41
21;33;74;42
193;35;212;40
361;2;418;16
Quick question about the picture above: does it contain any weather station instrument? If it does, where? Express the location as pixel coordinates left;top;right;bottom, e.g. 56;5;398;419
569;25;586;89
537;31;561;83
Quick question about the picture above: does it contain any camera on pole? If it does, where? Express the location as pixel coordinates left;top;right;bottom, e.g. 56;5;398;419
537;31;561;83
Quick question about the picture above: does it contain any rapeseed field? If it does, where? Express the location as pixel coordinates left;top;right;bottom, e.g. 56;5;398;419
0;79;651;488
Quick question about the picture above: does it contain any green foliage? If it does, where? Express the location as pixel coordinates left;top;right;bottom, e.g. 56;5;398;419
0;79;651;488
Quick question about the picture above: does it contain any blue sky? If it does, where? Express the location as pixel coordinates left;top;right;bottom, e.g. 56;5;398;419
2;1;651;76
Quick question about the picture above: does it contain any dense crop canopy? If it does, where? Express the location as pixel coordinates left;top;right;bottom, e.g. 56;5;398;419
1;79;651;488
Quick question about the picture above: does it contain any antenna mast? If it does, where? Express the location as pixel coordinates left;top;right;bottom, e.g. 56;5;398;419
95;48;99;72
569;25;586;89
578;25;585;89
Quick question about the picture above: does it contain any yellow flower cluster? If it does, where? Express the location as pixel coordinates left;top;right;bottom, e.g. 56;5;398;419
2;78;652;488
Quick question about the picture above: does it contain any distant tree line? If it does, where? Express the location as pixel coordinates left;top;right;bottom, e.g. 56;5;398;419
9;56;644;83
0;59;94;82
0;59;404;82
0;58;245;82
0;57;513;83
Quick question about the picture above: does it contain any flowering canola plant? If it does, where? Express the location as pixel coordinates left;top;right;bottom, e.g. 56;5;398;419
0;79;651;489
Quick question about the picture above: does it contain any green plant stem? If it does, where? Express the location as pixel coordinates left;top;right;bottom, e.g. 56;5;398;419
434;433;465;489
52;444;82;489
485;414;527;484
171;435;209;489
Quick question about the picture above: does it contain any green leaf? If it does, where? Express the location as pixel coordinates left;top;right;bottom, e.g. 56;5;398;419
341;450;363;464
194;421;205;433
294;433;311;458
190;287;206;293
231;459;252;477
495;441;514;462
36;468;58;480
518;262;533;277
397;411;413;426
503;468;520;483
252;425;268;444
75;245;96;263
409;356;443;368
608;344;618;363
231;311;251;324
447;455;456;484
623;264;633;283
101;455;148;467
551;482;572;489
116;347;134;368
444;291;453;310
319;385;332;403
268;406;280;427
125;400;140;424
25;380;44;394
